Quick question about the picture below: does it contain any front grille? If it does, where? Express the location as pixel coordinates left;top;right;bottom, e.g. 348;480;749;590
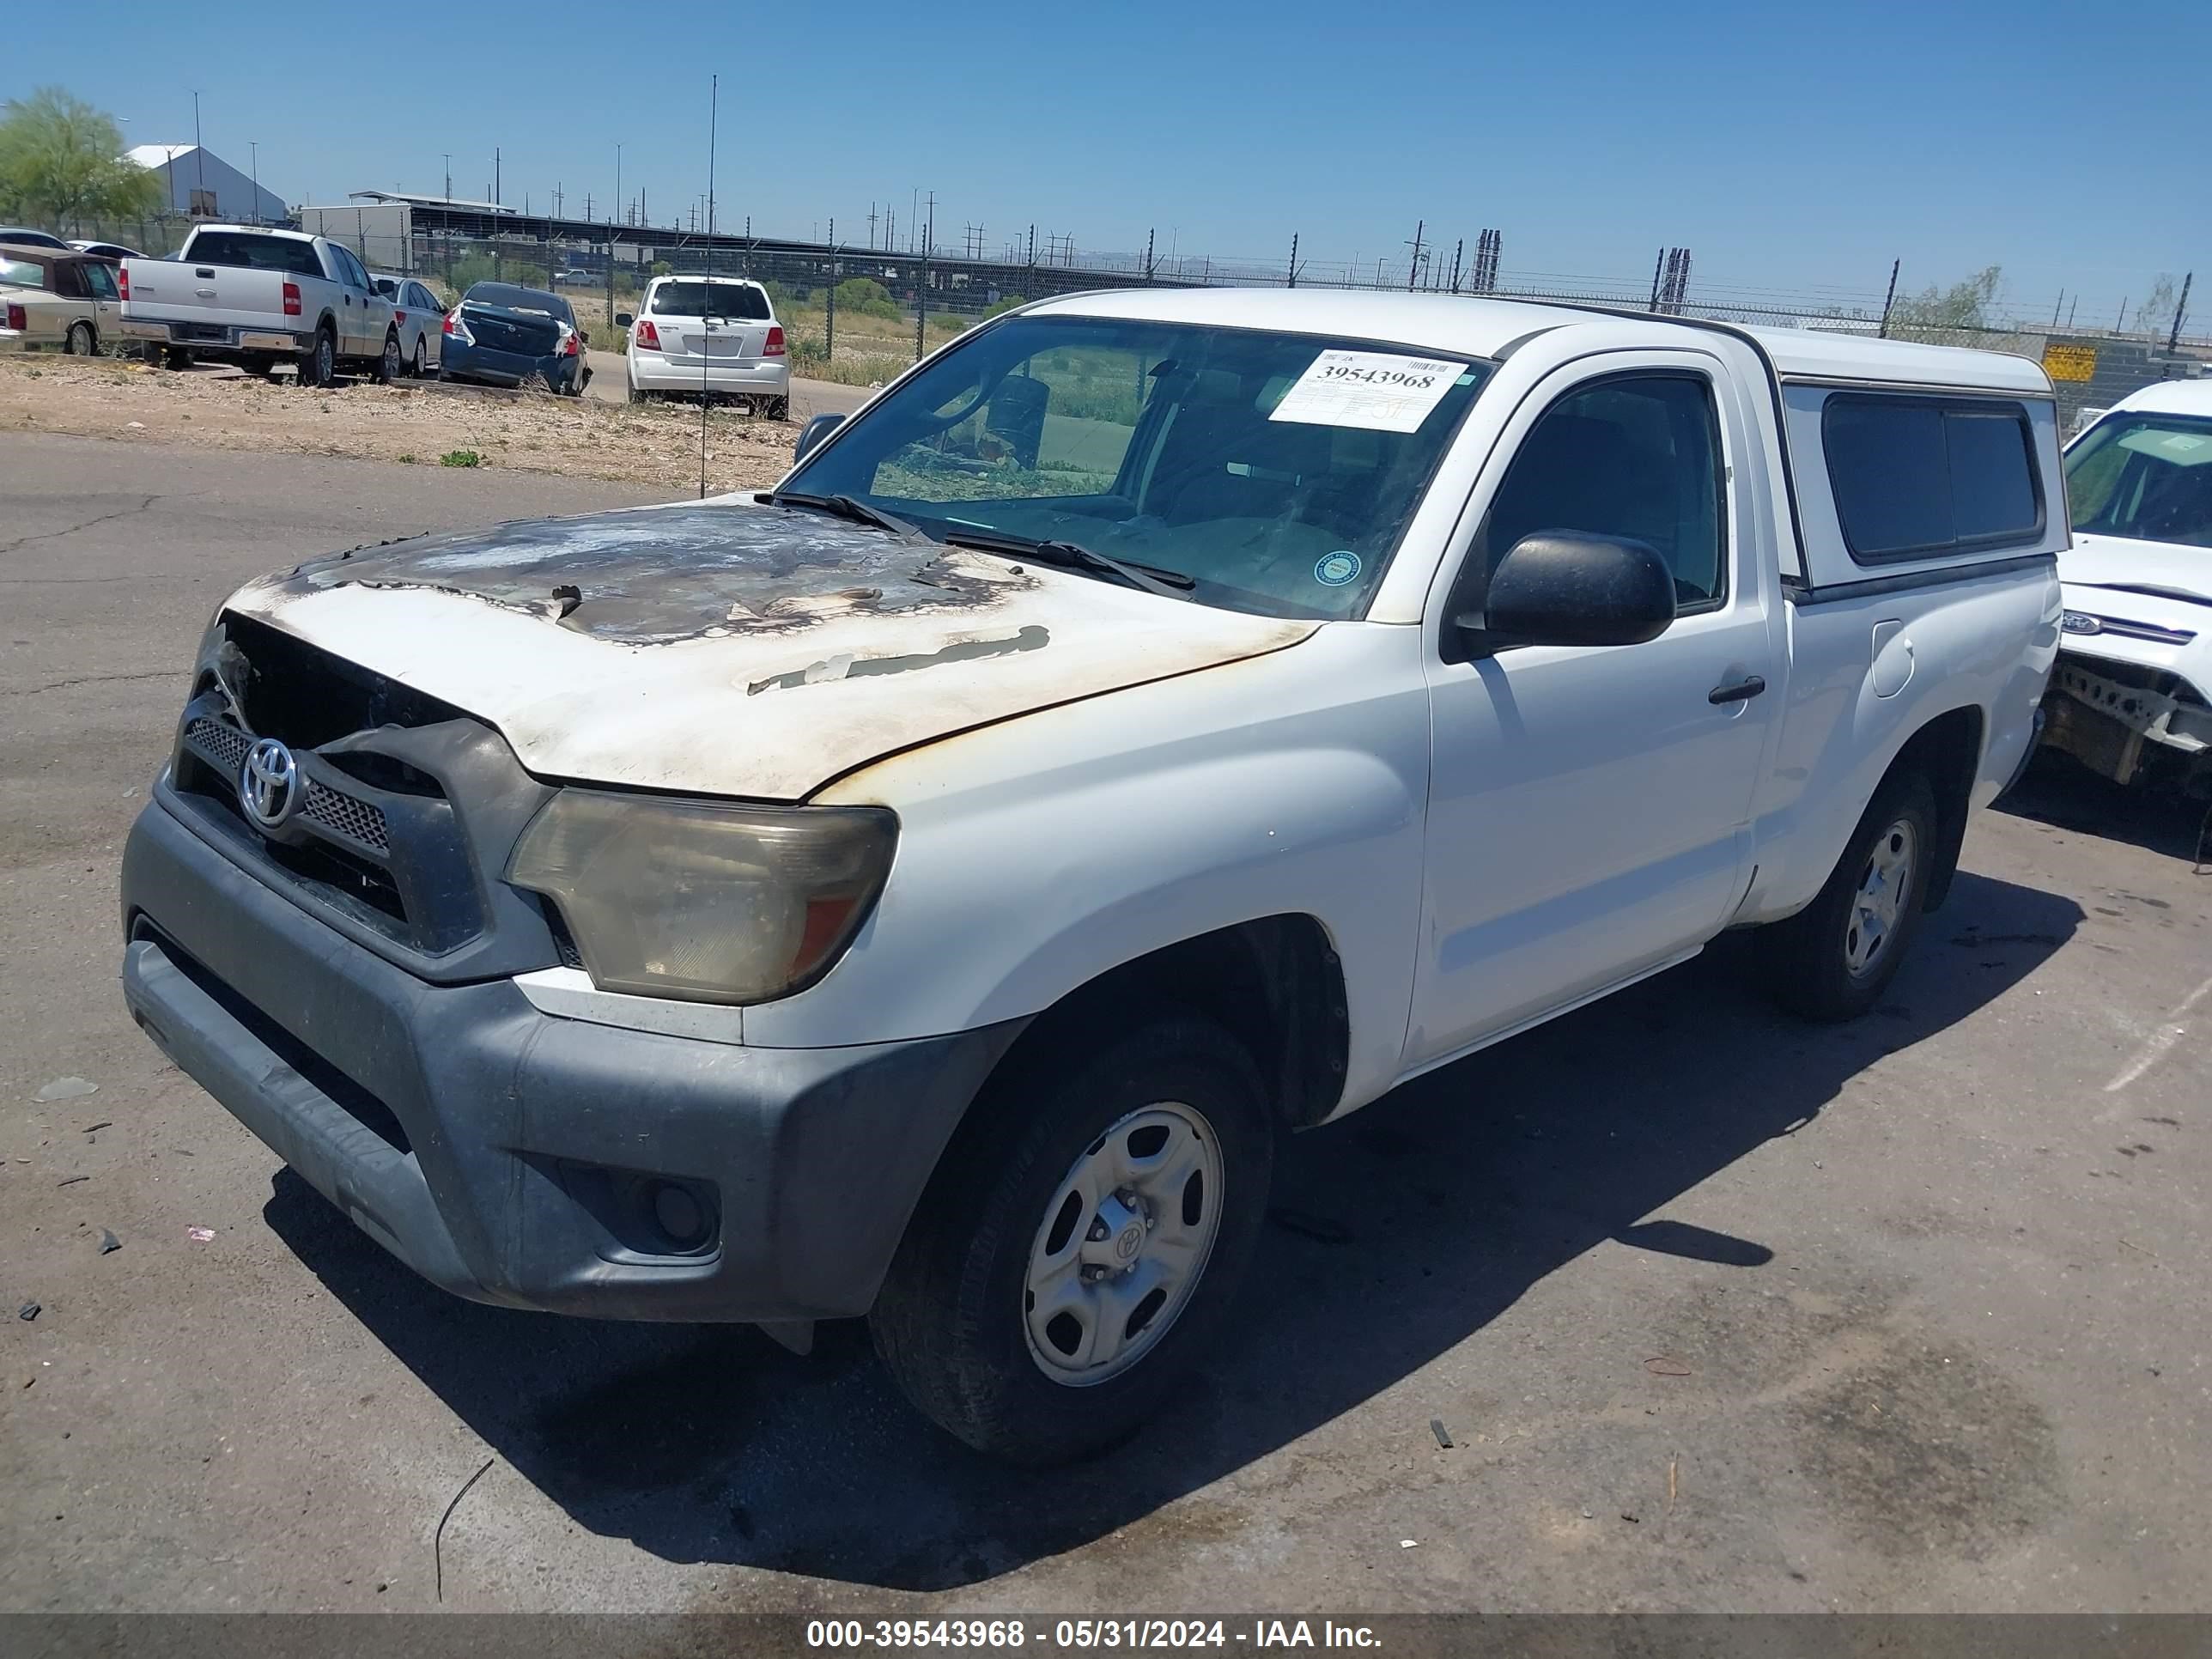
301;777;390;853
162;614;562;981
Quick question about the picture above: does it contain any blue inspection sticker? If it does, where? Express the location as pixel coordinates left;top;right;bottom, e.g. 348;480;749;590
1315;550;1362;587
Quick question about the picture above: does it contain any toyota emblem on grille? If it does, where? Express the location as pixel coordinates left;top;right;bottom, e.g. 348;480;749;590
239;738;301;830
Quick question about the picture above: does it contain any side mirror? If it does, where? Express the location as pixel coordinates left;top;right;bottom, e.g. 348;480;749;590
1459;531;1675;653
614;312;633;328
793;411;846;462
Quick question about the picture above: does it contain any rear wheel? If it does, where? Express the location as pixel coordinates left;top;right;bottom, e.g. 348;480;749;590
65;321;96;356
871;1016;1273;1465
766;395;791;421
1757;769;1937;1020
297;327;335;389
374;330;401;386
161;346;191;371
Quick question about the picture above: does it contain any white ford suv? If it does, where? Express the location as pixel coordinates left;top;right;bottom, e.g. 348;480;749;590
120;289;2058;1464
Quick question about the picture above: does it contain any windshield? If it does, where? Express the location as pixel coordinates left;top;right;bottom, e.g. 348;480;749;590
464;283;567;319
650;280;771;319
783;314;1491;618
185;231;322;278
2068;410;2212;549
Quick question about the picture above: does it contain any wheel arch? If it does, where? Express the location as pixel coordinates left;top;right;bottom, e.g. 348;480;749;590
974;915;1350;1135
1890;703;1984;912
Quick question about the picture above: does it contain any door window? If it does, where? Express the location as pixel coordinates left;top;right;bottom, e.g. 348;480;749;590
1475;372;1727;611
82;262;118;301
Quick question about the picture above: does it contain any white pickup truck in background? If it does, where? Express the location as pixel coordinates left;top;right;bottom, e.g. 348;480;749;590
119;226;399;387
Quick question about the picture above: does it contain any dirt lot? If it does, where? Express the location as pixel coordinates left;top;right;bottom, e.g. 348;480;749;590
2;433;2209;1619
0;356;808;495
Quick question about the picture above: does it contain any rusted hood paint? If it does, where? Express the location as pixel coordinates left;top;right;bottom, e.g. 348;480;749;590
228;499;1317;799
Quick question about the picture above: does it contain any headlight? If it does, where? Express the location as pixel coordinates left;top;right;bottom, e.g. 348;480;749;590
508;792;896;1005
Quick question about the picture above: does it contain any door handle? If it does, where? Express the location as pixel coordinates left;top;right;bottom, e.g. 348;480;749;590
1708;675;1767;705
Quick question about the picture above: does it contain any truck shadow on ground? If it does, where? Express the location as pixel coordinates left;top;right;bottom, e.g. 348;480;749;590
266;868;2080;1591
1998;752;2211;867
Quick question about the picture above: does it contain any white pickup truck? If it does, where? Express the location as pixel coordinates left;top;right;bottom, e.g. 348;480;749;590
119;225;399;387
118;289;2061;1464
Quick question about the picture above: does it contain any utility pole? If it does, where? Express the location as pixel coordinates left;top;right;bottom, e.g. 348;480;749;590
1288;232;1298;289
495;149;501;207
442;154;452;201
1878;258;1900;338
1405;220;1425;292
248;141;259;226
191;91;204;210
867;202;878;250
614;144;622;231
1144;228;1155;283
2170;272;2194;352
825;216;836;362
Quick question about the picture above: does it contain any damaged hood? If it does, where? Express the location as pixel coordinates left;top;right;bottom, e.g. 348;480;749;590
2060;532;2212;610
227;499;1318;798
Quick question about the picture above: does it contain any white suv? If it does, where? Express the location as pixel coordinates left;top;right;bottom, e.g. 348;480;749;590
620;273;788;416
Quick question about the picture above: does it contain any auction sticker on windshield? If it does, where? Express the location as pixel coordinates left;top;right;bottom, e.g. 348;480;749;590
1269;349;1468;433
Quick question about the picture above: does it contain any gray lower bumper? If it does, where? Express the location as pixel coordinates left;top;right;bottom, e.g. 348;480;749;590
120;797;1021;1322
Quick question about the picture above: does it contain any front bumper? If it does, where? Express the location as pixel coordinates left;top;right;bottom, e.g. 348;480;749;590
629;351;789;395
2039;655;2211;787
119;793;1020;1322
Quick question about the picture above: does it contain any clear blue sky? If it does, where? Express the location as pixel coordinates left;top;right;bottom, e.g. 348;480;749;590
10;0;2207;322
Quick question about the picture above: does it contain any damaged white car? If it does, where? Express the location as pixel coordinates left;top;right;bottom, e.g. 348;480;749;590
2042;379;2212;797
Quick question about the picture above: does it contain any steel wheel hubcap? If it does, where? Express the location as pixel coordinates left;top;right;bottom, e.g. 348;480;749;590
1845;817;1917;977
1023;1103;1224;1386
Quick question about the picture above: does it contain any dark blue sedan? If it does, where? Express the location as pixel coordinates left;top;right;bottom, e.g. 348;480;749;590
439;281;591;396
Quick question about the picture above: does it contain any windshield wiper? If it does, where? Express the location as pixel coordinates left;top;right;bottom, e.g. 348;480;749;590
939;527;1195;599
762;490;928;541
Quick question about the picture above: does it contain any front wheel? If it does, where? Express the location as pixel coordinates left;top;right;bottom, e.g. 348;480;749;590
1756;769;1937;1020
871;1016;1273;1465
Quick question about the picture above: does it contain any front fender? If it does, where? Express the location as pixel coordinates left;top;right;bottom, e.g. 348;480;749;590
756;625;1432;1109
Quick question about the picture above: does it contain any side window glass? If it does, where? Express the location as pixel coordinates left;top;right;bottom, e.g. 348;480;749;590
1480;374;1725;609
1822;395;2040;561
85;263;118;301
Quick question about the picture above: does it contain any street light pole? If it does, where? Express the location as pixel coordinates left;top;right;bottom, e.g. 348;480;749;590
248;142;259;225
191;91;205;213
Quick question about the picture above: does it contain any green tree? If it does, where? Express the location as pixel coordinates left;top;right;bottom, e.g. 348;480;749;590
2133;274;2178;340
0;88;160;232
834;276;902;319
1887;265;2002;331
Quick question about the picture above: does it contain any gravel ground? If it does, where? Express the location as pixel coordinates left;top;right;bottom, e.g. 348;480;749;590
0;355;805;495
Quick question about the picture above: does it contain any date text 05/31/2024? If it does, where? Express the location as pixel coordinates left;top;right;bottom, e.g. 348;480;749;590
805;1620;1382;1650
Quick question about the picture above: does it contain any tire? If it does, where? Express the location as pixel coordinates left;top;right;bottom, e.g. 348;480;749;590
297;327;334;389
627;379;647;404
242;355;279;380
65;321;96;356
374;330;401;386
871;1015;1273;1465
142;342;166;367
1756;768;1938;1021
410;337;426;378
766;395;791;421
161;346;191;371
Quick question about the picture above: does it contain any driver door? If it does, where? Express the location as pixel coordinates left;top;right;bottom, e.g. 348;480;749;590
1404;350;1778;1066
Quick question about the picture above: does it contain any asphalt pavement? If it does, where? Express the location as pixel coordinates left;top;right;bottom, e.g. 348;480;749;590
2;433;2208;1614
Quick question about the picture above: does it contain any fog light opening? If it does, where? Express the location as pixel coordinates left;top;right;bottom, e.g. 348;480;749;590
649;1180;712;1252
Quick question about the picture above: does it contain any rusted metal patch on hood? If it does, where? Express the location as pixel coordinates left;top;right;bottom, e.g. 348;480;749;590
288;501;1027;644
